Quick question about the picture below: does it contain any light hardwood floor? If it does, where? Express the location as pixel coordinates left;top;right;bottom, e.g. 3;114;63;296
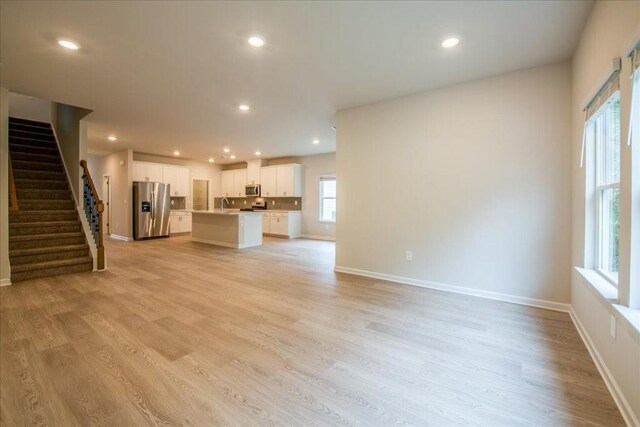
0;235;624;426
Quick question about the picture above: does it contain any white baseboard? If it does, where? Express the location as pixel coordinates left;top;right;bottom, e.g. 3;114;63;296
109;234;132;242
191;237;258;249
0;278;11;287
301;234;335;241
333;266;571;313
569;308;639;427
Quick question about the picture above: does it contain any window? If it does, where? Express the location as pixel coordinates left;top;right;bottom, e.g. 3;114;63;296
319;176;336;222
591;94;621;284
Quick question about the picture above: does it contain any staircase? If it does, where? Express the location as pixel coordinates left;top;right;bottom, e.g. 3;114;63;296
8;117;93;283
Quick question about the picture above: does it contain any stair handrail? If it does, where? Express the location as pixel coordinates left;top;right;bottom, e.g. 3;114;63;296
8;154;18;211
79;160;104;270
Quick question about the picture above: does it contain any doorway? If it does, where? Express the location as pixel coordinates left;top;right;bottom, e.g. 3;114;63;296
102;175;111;235
192;179;210;211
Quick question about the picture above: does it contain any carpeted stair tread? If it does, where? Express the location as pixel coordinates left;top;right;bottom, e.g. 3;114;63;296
16;189;73;200
10;210;78;223
11;262;93;283
12;160;63;172
11;152;60;163
9;143;59;155
9;220;80;228
11;256;93;273
9;231;85;242
8;136;57;148
9;117;52;128
9;130;56;142
14;179;69;190
12;169;66;180
10;244;89;257
17;200;76;210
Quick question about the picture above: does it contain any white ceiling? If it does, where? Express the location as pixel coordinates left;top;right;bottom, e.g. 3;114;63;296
1;1;593;163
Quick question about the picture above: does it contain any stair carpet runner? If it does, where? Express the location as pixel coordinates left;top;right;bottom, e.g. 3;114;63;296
8;116;93;283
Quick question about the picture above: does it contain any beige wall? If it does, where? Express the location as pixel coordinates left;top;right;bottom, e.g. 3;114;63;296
336;61;572;304
88;150;133;239
51;102;92;204
0;87;10;285
571;1;640;423
132;153;222;209
267;153;336;240
8;92;51;123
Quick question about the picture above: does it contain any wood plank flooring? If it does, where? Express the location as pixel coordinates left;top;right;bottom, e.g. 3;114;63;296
0;235;624;426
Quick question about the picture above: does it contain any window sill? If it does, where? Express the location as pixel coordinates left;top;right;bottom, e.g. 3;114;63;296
318;220;336;224
575;267;640;343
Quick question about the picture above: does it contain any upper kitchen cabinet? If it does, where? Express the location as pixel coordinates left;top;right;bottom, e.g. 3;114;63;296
221;169;248;197
260;164;302;197
275;164;301;197
246;160;262;185
133;161;164;183
260;167;277;197
221;170;234;197
132;161;189;196
233;169;247;197
163;165;190;197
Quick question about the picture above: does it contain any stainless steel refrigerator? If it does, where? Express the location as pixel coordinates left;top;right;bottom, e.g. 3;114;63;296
133;181;171;240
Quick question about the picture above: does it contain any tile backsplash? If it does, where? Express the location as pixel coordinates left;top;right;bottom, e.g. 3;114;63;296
213;197;302;211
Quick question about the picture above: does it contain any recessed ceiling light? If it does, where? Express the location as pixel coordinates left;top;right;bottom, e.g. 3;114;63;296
238;104;250;111
57;39;80;50
230;155;236;159
174;150;180;156
209;158;214;163
223;147;230;153
441;37;460;49
107;135;117;141
255;151;262;156
312;139;320;145
248;35;265;48
331;126;336;131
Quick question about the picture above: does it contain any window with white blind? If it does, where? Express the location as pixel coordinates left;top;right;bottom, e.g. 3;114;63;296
319;176;336;222
588;94;621;284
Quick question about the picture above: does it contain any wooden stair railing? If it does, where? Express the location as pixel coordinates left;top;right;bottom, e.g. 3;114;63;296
80;160;105;270
8;154;18;211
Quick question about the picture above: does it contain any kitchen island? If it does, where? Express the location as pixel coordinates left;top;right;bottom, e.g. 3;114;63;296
191;210;263;248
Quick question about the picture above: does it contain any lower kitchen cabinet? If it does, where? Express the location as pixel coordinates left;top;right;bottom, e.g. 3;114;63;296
170;212;192;234
262;211;301;239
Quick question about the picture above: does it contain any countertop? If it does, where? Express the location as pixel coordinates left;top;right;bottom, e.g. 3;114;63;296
192;209;263;216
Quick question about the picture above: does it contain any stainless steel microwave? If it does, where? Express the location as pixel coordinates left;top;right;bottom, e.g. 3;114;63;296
245;184;261;197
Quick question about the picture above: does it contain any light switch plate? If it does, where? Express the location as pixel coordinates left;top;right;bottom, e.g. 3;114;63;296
406;250;413;261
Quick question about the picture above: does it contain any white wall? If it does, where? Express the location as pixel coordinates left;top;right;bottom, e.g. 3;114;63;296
88;150;133;239
51;102;93;204
0;87;10;285
132;153;221;210
267;153;336;240
571;1;640;424
336;61;572;304
8;92;51;123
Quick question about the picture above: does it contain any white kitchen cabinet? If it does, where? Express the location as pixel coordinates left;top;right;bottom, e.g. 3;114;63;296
246;160;261;185
170;212;192;234
262;211;301;238
221;169;247;197
260;164;302;197
260;167;277;197
221;170;234;197
233;169;247;197
163;165;190;196
133;161;163;183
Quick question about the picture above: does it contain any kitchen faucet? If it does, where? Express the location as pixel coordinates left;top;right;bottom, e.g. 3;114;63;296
220;197;229;212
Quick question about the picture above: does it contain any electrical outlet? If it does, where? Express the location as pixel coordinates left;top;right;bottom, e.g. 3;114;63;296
406;250;413;261
231;200;235;205
244;200;247;204
610;315;616;339
272;200;275;205
294;200;298;205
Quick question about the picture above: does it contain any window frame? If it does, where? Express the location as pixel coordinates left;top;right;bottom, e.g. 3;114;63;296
318;175;336;223
591;92;621;286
